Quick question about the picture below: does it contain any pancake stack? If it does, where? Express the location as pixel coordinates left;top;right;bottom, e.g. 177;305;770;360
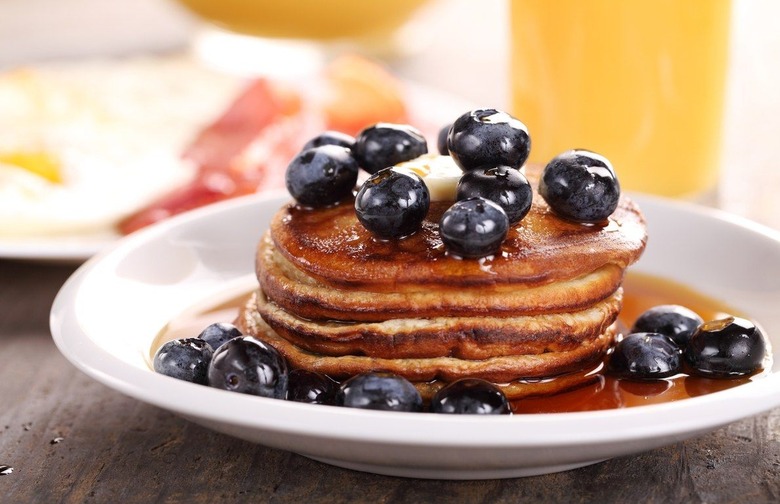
238;164;647;400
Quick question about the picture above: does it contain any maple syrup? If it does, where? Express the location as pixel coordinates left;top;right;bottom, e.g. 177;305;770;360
152;272;771;413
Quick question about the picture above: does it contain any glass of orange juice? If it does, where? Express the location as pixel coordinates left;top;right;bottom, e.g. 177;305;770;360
510;0;732;198
176;0;431;77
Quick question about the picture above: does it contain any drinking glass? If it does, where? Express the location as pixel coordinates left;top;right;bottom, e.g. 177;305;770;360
510;0;732;198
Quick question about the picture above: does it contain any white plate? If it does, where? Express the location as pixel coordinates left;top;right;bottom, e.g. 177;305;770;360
0;79;467;264
0;233;117;263
50;192;780;480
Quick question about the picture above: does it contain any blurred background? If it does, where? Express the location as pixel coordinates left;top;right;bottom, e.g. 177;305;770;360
0;0;507;104
1;0;779;227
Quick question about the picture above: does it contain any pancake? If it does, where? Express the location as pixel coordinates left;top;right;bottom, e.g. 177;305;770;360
238;160;647;401
239;302;615;392
258;233;625;322
252;288;622;359
266;163;646;291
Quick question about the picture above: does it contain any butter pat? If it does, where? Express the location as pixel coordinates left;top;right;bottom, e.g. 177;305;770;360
395;154;462;201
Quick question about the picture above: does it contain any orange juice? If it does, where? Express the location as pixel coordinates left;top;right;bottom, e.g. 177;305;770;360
510;0;732;197
177;0;429;41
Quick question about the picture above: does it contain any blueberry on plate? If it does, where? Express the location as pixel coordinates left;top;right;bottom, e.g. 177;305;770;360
287;369;338;405
685;316;767;378
439;197;509;259
437;123;452;155
456;165;533;224
285;145;359;207
355;167;430;238
430;378;511;415
208;336;288;398
353;123;428;174
447;108;530;171
153;338;213;385
607;332;682;380
337;372;423;412
538;149;620;223
302;130;355;151
631;305;703;348
198;322;242;351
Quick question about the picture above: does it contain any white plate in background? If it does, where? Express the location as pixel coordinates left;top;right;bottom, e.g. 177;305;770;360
0;75;468;263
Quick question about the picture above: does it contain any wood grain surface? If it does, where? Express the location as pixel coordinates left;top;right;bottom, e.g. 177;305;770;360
1;259;779;503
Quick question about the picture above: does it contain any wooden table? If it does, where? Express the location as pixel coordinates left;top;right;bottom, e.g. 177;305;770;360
1;259;779;503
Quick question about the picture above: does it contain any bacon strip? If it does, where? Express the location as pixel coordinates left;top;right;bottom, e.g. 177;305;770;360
182;79;298;173
118;79;300;235
117;56;411;235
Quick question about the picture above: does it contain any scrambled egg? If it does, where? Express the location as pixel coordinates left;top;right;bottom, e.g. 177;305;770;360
0;58;240;236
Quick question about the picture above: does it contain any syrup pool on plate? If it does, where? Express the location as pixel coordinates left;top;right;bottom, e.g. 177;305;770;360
150;272;772;413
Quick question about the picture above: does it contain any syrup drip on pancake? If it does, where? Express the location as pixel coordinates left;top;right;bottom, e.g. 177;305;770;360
270;165;646;290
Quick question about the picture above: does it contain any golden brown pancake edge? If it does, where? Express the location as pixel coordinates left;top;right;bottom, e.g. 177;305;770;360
265;164;647;291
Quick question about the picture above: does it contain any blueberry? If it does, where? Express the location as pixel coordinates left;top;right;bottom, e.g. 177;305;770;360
607;333;682;380
287;369;338;405
456;166;533;224
447;108;530;171
208;336;288;398
355;167;430;238
439;197;509;258
198;322;242;351
302;130;355;151
352;123;428;174
285;145;359;207
631;305;704;348
685;316;767;378
539;150;620;223
153;338;213;385
430;378;511;414
437;123;452;155
337;372;422;412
